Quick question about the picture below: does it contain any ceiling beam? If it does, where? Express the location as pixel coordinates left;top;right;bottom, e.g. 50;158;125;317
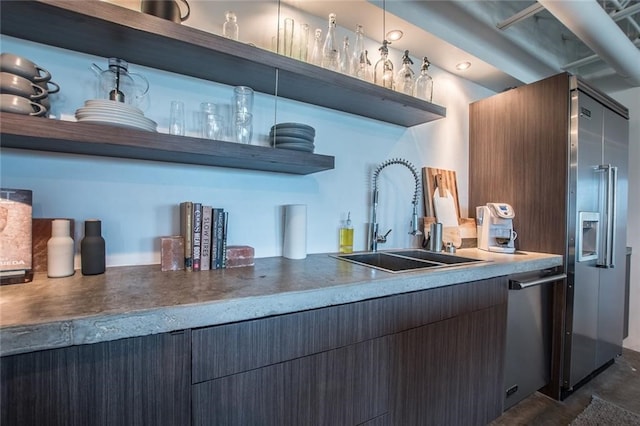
496;3;545;30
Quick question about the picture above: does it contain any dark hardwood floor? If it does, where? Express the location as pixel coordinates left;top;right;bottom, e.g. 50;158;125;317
490;348;640;425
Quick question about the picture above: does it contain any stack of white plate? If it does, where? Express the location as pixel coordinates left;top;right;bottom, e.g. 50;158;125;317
75;99;157;132
270;122;315;153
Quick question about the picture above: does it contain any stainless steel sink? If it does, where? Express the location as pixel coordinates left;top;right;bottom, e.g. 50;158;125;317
332;249;486;273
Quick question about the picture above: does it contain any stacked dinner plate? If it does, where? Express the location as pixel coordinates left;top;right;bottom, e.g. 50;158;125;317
75;99;157;132
270;122;315;153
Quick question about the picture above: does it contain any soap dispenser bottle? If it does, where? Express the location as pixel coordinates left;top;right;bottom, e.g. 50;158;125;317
339;212;354;253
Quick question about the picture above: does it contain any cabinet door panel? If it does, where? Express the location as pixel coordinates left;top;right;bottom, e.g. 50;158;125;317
1;331;191;426
192;307;340;383
391;305;507;426
193;336;390;426
193;277;506;385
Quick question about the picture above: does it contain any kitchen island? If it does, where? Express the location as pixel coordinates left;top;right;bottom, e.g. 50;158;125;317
1;249;561;426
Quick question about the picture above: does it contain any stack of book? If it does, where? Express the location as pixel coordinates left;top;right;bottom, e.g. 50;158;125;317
180;202;228;271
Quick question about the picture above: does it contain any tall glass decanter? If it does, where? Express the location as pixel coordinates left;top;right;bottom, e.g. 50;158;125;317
339;36;351;74
351;24;366;79
396;50;415;95
415;57;434;102
374;40;394;89
310;28;323;66
321;13;339;71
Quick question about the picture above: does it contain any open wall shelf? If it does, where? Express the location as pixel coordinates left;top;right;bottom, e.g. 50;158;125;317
1;114;334;175
0;1;446;127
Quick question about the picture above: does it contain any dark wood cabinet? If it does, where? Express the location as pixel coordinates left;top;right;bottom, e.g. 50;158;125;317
469;73;571;398
192;336;390;426
469;73;569;255
192;277;508;425
390;304;507;425
1;277;508;425
1;331;191;426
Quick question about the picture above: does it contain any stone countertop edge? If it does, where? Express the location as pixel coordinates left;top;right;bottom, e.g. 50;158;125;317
0;249;562;357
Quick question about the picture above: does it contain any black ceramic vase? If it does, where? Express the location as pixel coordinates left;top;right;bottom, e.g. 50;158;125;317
81;219;105;275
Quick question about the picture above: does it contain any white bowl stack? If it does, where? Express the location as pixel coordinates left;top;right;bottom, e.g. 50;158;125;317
75;99;157;132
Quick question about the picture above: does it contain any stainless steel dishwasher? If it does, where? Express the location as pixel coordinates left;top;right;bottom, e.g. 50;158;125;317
504;270;566;410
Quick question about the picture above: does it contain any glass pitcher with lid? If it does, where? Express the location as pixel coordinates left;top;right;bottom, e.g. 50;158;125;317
91;58;149;105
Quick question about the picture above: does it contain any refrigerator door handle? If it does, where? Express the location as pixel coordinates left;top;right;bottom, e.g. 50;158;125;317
597;164;617;268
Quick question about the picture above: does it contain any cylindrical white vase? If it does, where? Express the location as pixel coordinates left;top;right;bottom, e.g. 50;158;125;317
283;204;307;260
47;219;75;278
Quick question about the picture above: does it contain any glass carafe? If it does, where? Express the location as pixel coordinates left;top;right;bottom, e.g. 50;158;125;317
339;36;351;75
415;57;434;102
310;28;323;66
374;40;394;89
321;13;339;71
91;58;149;106
222;11;239;41
396;50;415;95
351;24;366;79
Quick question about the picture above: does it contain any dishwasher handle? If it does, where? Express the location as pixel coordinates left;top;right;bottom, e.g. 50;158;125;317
509;273;566;290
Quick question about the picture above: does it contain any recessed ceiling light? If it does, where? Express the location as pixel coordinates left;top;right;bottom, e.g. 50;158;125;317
386;30;404;41
456;61;471;71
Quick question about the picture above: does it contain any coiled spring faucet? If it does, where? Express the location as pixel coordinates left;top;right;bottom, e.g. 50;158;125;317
370;158;422;252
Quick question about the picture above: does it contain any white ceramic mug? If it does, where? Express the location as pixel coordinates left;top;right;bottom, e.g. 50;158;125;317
0;53;51;83
0;72;47;100
0;93;47;116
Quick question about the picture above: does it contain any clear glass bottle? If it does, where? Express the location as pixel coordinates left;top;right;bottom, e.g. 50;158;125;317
222;11;239;41
339;36;351;75
321;13;339;71
415;57;434;102
396;50;415;95
310;28;323;66
374;40;394;89
362;50;373;82
351;24;366;79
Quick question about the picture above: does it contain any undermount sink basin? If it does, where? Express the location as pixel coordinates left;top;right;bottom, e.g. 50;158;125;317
332;249;486;273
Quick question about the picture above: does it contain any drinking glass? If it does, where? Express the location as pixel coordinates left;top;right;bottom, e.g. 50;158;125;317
169;100;185;136
297;23;310;61
234;112;253;144
200;102;224;139
233;86;254;115
283;18;295;57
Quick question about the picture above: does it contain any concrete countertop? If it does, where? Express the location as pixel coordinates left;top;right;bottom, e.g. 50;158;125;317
0;249;562;357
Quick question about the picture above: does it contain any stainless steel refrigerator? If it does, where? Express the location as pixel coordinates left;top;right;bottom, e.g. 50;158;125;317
469;73;629;401
564;78;629;391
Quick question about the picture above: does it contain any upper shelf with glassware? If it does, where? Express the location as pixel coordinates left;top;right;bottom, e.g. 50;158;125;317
0;0;446;127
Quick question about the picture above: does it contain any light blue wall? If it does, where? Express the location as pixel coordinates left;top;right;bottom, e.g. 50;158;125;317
0;22;494;267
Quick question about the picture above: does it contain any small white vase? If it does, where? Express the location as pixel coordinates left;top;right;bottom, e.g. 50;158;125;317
47;219;75;278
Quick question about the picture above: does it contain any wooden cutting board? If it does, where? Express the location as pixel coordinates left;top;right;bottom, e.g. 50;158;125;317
422;167;461;219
